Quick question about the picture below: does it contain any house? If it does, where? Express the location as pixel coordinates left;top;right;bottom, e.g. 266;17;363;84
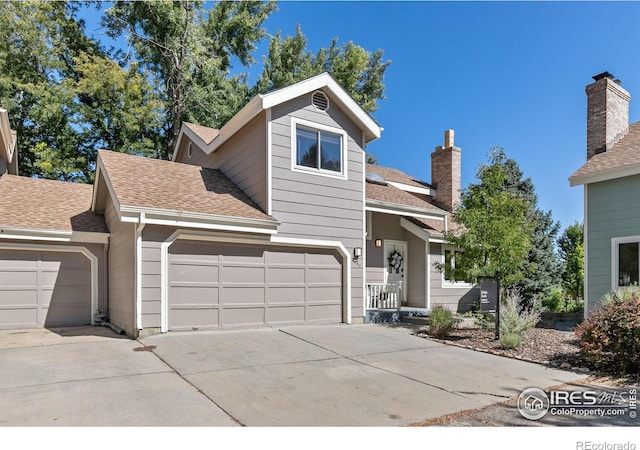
0;73;476;337
569;71;640;315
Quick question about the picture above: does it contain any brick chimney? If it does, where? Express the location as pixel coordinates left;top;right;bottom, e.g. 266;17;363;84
431;129;461;212
586;71;630;160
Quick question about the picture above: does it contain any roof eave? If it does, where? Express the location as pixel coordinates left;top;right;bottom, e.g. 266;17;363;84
365;199;448;220
569;162;640;186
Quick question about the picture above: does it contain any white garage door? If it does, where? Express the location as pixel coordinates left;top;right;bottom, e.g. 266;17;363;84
168;241;343;330
0;250;91;328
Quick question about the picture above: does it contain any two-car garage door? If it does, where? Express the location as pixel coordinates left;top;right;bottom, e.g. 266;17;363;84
0;249;91;328
168;241;343;330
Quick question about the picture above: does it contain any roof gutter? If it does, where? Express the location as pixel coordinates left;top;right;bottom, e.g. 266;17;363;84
569;162;640;186
365;199;448;220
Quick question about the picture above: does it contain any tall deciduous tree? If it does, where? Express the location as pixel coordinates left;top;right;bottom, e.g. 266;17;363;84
254;25;391;114
439;149;533;288
102;0;277;158
558;222;584;301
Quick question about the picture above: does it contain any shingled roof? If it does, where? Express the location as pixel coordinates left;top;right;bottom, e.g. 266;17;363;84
570;121;640;184
98;150;275;223
0;175;107;233
183;122;220;145
366;163;433;189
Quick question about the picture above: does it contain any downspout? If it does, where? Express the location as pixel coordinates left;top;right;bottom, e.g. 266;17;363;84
135;212;146;331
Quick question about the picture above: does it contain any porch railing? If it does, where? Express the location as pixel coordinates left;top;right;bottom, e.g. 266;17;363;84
365;283;402;310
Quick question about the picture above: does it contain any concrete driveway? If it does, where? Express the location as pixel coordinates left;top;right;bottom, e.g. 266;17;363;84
0;324;586;426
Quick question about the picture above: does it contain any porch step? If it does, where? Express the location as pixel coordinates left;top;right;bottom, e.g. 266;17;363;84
365;307;430;324
400;316;430;325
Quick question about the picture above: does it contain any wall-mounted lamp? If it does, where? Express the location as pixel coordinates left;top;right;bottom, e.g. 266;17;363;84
375;239;382;248
353;247;362;262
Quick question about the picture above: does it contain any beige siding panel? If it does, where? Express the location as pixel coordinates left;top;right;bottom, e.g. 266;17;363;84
174;135;208;167
429;243;478;312
407;234;427;308
105;197;136;334
168;241;343;330
203;113;267;212
141;226;175;329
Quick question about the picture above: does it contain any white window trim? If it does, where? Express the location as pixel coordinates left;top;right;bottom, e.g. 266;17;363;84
290;117;348;180
611;235;640;291
441;245;474;288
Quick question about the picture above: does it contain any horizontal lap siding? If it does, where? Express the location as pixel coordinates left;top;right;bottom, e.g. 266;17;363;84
141;226;174;329
429;243;478;313
587;176;640;309
271;94;365;317
105;198;136;335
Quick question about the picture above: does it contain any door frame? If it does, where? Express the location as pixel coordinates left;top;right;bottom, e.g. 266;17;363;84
383;239;407;304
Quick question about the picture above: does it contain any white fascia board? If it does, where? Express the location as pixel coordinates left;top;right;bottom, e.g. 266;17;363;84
91;155;122;217
569;163;640;187
387;181;433;196
119;207;278;234
366;200;447;220
0;227;109;244
170;127;187;161
400;217;431;242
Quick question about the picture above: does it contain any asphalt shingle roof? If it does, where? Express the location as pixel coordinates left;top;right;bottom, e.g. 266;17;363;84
571;121;640;180
183;122;220;145
0;174;107;233
366;163;433;189
98;150;275;223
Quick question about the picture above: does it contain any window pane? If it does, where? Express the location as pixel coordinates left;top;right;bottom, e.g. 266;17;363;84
444;250;454;281
619;242;639;286
296;128;318;168
320;131;342;172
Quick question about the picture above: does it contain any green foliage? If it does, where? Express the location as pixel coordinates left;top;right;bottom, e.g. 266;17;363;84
438;148;533;287
428;305;454;338
542;286;584;313
253;25;391;113
499;295;540;349
499;332;521;350
575;287;640;374
558;222;584;302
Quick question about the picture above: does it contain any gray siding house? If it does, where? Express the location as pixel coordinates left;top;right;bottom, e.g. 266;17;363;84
0;73;476;337
570;72;640;314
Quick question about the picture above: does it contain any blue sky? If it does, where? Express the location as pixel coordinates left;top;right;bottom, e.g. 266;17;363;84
84;1;640;231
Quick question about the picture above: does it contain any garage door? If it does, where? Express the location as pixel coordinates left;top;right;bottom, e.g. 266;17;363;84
168;241;343;330
0;250;91;328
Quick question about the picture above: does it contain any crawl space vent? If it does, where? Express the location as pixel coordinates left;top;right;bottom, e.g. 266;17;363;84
312;91;329;111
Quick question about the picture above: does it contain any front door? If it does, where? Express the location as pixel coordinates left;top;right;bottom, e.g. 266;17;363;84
383;240;407;305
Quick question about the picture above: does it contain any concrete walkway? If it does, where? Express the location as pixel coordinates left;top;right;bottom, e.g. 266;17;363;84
0;324;586;426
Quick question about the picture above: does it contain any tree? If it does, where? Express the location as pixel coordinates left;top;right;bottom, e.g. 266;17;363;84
558;222;584;301
102;0;277;158
493;149;562;305
438;149;533;288
254;25;391;114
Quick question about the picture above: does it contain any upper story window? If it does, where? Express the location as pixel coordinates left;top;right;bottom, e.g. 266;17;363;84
291;118;347;179
443;247;473;287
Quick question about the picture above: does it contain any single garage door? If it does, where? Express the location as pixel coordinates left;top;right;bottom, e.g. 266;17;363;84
168;241;343;330
0;250;91;328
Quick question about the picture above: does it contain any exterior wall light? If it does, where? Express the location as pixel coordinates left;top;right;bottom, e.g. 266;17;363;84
375;239;382;248
353;247;362;262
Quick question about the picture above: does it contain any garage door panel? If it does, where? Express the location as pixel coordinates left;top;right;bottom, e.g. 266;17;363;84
267;286;306;303
171;263;219;283
170;286;219;305
172;307;219;329
222;307;265;326
307;286;342;302
0;289;38;306
0;249;91;329
222;286;265;304
307;267;342;284
307;304;342;321
168;242;342;330
0;307;39;327
269;267;305;284
269;305;305;323
223;266;264;283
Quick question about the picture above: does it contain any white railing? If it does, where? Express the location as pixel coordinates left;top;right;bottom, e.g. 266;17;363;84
366;283;402;310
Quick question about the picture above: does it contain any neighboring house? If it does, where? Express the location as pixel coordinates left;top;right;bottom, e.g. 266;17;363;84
0;73;476;337
570;71;640;315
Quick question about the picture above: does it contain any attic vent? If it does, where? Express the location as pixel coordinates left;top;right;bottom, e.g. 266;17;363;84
312;91;329;112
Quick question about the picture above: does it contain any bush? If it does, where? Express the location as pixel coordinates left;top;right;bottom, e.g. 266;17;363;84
542;286;566;312
499;294;540;349
574;287;640;375
500;332;521;350
428;305;454;338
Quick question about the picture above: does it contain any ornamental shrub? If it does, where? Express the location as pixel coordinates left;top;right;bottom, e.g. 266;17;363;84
428;305;454;338
500;294;540;337
574;287;640;375
500;332;521;350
